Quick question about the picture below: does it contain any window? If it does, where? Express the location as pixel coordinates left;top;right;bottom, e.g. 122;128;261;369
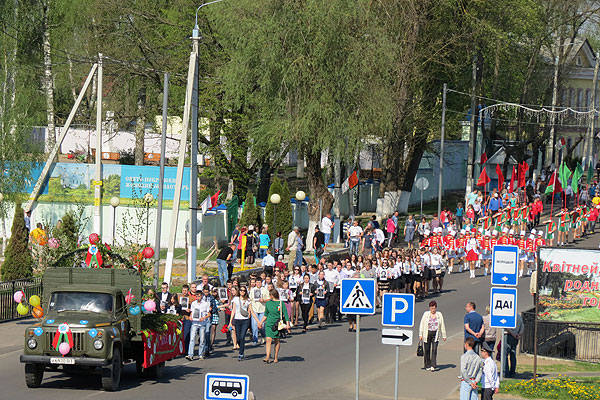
577;55;582;66
577;89;583;109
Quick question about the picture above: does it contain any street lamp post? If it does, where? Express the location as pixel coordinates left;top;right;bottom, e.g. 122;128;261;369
144;193;154;245
110;196;120;246
295;190;306;228
270;194;281;253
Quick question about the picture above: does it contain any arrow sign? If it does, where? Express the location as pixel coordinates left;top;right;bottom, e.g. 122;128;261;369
489;287;518;329
381;329;413;346
491;245;519;286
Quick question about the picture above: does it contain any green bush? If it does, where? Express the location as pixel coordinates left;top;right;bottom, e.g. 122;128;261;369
1;202;34;280
239;191;261;228
264;177;282;242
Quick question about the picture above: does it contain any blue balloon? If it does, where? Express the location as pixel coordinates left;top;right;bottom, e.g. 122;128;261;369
129;305;141;316
33;327;43;337
88;328;98;338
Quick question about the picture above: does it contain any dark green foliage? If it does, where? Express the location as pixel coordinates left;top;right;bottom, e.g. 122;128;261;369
264;177;282;242
278;181;294;241
1;202;33;281
239;191;261;228
55;211;78;248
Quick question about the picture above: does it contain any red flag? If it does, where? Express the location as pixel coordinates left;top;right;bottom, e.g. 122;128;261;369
480;152;487;165
509;166;516;193
477;167;491;187
348;171;359;189
496;164;504;191
210;190;221;209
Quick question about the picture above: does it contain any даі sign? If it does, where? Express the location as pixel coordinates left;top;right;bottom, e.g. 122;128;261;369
538;247;600;323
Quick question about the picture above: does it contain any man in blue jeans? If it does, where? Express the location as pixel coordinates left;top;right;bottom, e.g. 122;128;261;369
216;243;236;286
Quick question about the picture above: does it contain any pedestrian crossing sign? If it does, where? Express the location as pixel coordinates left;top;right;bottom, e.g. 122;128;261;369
340;278;376;315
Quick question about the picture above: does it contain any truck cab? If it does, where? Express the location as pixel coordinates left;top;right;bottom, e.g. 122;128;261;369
21;266;144;391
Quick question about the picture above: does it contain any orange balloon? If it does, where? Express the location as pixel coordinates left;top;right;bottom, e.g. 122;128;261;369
32;306;44;319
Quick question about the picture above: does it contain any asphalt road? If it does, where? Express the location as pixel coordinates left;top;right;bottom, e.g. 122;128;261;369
0;263;537;400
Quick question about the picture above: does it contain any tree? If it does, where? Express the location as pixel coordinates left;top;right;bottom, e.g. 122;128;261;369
263;176;282;243
1;202;33;280
278;180;293;242
239;191;261;229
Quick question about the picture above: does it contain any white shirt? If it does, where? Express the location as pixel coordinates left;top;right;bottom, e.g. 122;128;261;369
481;356;500;389
261;254;275;267
374;228;385;244
190;297;211;323
324;268;340;291
321;217;333;234
348;225;363;240
340;267;354;280
250;286;269;314
232;297;251;320
430;254;442;267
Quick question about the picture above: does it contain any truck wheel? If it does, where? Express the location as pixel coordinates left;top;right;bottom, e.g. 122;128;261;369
147;361;164;379
25;363;44;388
101;348;121;391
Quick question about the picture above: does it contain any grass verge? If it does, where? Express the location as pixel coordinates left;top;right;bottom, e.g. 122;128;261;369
500;377;600;400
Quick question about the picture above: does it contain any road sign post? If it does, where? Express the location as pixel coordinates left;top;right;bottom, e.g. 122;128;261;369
415;177;429;217
381;293;415;400
491;245;519;286
204;373;249;400
340;279;376;400
490;286;517;382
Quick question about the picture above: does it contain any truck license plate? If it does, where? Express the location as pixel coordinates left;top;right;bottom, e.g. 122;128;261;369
50;357;75;365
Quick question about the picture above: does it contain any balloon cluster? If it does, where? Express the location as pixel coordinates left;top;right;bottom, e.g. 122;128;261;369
48;238;60;249
13;291;43;319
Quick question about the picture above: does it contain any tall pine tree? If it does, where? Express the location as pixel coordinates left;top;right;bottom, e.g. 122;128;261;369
1;202;33;280
264;177;282;243
239;191;261;229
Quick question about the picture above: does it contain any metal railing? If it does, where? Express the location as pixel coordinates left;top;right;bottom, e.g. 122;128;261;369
520;310;600;363
0;277;42;322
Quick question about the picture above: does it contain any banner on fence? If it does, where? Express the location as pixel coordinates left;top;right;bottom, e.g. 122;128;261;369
29;162;190;204
538;247;600;323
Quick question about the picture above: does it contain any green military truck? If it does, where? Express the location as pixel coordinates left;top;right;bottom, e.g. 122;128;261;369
20;262;182;391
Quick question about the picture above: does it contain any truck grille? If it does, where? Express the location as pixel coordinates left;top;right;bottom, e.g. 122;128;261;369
45;331;86;352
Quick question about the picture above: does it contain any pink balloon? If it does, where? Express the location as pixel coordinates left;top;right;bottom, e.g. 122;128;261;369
48;238;60;249
13;291;24;303
144;300;156;313
58;342;70;356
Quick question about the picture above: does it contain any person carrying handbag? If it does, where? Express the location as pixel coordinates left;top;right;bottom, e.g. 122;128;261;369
418;300;447;371
260;289;290;363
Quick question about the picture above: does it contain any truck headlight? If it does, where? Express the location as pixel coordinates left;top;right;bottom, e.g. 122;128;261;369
27;339;37;349
93;339;104;350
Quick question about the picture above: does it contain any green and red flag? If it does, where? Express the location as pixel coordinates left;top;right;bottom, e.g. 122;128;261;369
52;323;74;351
558;161;571;190
545;170;562;194
85;245;103;268
571;162;584;193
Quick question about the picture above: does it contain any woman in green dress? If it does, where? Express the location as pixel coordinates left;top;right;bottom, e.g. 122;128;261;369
260;289;290;363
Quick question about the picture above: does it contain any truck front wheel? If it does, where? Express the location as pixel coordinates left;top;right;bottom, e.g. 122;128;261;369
25;363;44;388
101;348;121;391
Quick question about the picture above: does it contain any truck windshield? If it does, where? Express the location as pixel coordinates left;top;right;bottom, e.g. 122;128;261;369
49;292;113;314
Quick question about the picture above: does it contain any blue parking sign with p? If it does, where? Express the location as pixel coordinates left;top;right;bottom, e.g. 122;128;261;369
382;293;415;327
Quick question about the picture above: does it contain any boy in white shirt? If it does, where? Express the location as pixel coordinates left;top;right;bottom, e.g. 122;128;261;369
480;342;500;399
186;287;212;360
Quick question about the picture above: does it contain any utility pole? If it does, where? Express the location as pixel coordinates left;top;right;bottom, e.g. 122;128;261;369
466;54;478;195
189;25;200;283
548;56;559;169
93;53;103;235
154;73;169;288
584;52;599;169
437;83;447;216
164;53;196;285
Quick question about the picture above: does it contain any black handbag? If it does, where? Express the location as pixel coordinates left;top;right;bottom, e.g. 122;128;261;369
417;340;424;357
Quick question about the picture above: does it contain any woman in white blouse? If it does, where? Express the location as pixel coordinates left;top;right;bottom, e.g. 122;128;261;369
418;300;447;372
